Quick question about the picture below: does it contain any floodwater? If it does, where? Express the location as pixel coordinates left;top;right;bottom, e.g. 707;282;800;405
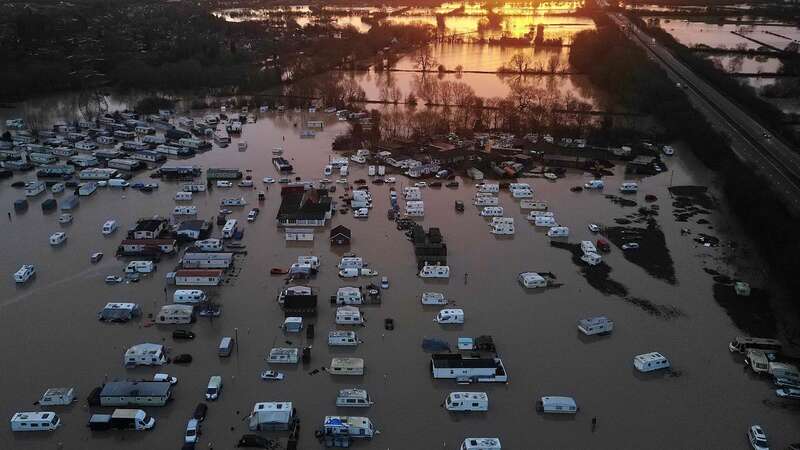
0;106;799;449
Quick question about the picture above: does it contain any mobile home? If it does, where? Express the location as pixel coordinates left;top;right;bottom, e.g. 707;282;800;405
536;396;578;414
155;304;194;324
460;438;501;450
10;412;61;432
99;381;172;407
221;219;238;239
336;389;373;408
124;343;166;367
174;269;223;286
322;416;377;439
479;207;504;217
547;226;570;238
578;316;614;335
518;272;547;288
248;402;295;431
173;289;207;304
431;354;508;383
38;388;76;406
445;392;488;412
335;306;364;325
435;308;464;324
633;352;670;373
419;264;450;278
330;357;365;376
473;196;499;206
267;348;299;364
328;330;359;346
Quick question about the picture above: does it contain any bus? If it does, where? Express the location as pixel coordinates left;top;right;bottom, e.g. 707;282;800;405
729;337;782;355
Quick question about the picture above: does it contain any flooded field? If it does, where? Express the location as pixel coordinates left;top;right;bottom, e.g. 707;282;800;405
0;105;798;449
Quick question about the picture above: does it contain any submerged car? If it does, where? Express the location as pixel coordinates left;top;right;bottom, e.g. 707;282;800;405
172;330;196;340
588;223;600;233
747;425;769;450
193;403;208;422
260;370;285;381
105;275;123;284
185;418;200;444
776;388;800;399
621;242;640;250
237;434;273;448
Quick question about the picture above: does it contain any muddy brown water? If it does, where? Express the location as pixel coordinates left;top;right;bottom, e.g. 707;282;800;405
0;112;798;449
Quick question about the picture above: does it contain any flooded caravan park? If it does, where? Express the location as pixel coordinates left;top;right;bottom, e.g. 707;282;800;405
0;103;799;449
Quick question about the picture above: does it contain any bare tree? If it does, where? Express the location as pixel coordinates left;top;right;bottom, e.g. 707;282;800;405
547;54;560;73
508;53;531;74
414;46;437;73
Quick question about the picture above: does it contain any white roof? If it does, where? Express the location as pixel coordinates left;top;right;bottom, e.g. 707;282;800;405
635;352;667;363
125;343;164;357
331;357;364;369
449;392;488;401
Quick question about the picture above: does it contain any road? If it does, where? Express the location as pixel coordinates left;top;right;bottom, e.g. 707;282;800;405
605;9;800;216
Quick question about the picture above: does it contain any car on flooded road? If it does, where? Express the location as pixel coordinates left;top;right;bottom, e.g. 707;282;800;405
105;275;123;284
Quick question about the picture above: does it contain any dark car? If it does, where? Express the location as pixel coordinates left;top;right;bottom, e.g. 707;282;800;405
237;434;273;448
384;318;395;330
193;403;208;422
181;443;195;450
173;354;193;364
173;330;196;340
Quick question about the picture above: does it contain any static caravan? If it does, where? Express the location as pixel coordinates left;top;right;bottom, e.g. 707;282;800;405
518;272;547;288
335;306;364;325
99;381;172;407
173;290;207;305
460;438;502;450
328;330;359;347
405;200;425;217
297;256;321;270
489;217;514;235
547;226;570;238
477;183;499;193
581;252;602;266
248;402;295;432
435;308;465;324
38;388;76;406
125;261;155;274
98;302;141;322
322;416;377;439
267;347;299;364
473;196;499;206
337;287;363;305
155;304;194;324
174;269;223;286
124;343;166;367
175;191;193;201
403;187;421;200
445;392;488;412
182;183;206;192
620;182;639;193
330;358;365;376
430;354;508;383
338;257;364;270
421;292;448;305
283;317;303;333
536;396;578;414
221;219;238;239
195;239;223;252
419;264;450;278
578;316;614;336
10;412;61;432
285;228;314;241
336;389;373;408
633;352;670;373
581;241;598;254
173;206;198;216
534;216;557;227
181;252;233;269
480;207;504;217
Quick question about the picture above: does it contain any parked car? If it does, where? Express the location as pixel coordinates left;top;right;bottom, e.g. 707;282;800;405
237;434;273;448
105;275;123;284
776;388;800;399
173;330;196;340
173;354;193;364
747;425;769;450
588;223;600;233
193;403;208;422
153;373;178;385
381;276;389;289
185;418;200;444
621;242;640;250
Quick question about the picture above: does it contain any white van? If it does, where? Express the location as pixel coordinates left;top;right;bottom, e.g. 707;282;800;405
419;264;450;278
328;330;359;346
435;308;464;324
584;179;604;190
473;196;499;206
335;306;364;325
620;181;639;193
479;206;504;217
445;392;488;412
633;352;670;372
125;261;155;273
108;178;130;188
222;219;238;239
173;289;207;304
536;396;578;414
547;226;570;238
338;257;363;270
10;412;61;432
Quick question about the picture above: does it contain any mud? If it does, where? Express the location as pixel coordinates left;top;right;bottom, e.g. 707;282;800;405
602;218;677;285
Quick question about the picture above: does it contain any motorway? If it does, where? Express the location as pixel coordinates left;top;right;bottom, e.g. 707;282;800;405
605;10;800;216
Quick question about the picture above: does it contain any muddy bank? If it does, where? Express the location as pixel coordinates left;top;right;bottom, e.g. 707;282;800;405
603;216;677;285
669;185;716;223
550;241;684;319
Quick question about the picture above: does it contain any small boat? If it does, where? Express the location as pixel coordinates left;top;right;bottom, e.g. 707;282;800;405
41;198;57;211
270;268;288;275
49;231;67;246
58;213;73;224
51;183;65;194
260;370;285;381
